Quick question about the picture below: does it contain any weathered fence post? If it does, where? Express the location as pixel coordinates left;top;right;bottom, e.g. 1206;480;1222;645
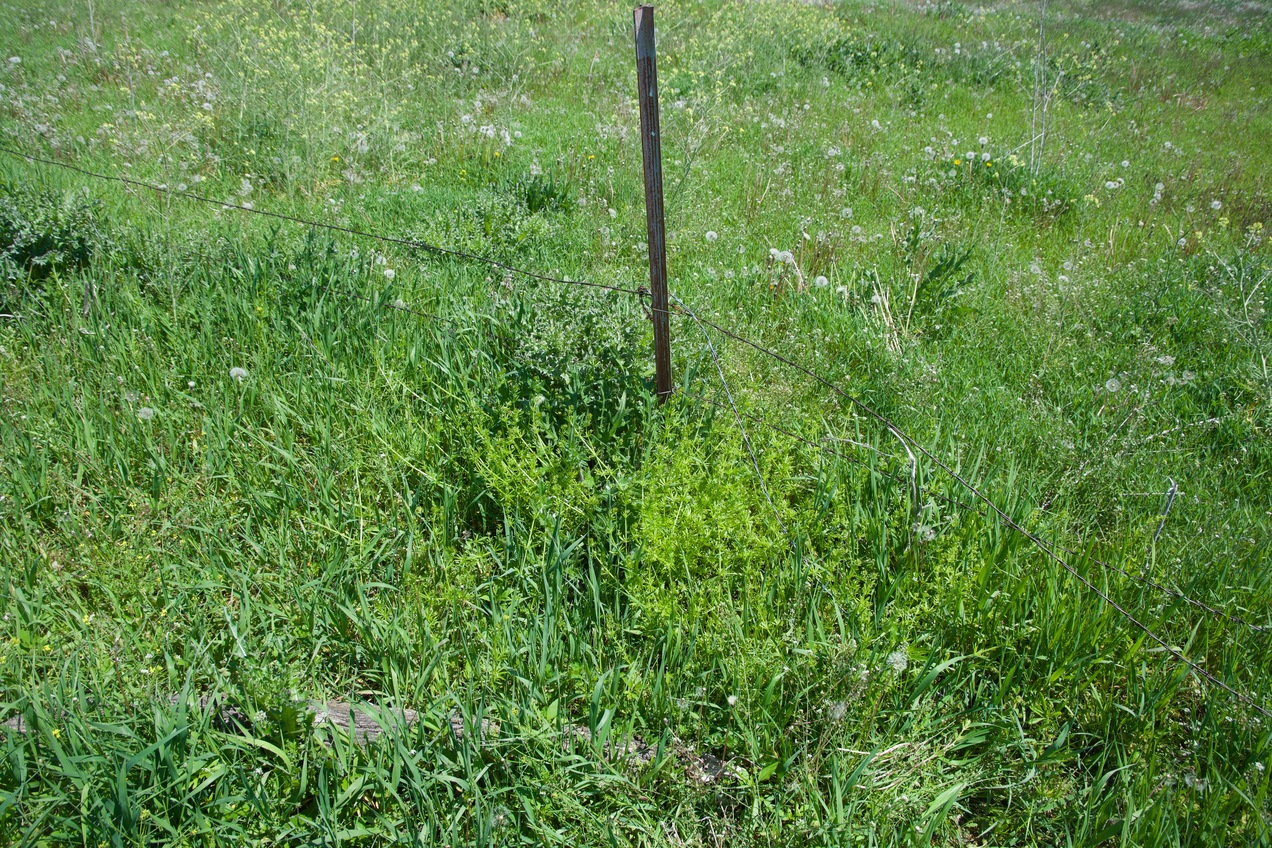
634;4;673;403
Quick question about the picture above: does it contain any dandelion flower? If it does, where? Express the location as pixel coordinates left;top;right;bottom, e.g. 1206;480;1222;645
978;136;988;146
705;230;717;242
981;152;991;162
383;267;395;280
137;407;155;421
814;275;829;287
229;367;248;383
840;206;854;219
1105;378;1122;393
887;650;908;674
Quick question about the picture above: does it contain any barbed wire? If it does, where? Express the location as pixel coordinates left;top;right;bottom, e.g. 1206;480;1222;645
5;143;1265;715
670;296;1272;718
0;146;644;298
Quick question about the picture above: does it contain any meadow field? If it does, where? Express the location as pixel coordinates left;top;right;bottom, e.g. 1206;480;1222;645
1;0;1271;844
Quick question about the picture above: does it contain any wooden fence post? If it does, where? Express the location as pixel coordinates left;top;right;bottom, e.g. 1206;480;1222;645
634;4;673;403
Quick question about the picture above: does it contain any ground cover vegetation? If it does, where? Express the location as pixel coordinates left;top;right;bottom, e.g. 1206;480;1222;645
1;0;1270;844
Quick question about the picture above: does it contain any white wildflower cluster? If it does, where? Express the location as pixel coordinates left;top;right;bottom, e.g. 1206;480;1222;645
766;247;808;292
459;112;514;148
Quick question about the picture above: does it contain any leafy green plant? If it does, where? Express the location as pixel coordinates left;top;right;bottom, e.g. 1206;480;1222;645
0;180;105;293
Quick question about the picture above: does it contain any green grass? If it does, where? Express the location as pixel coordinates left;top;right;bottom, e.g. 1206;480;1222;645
1;0;1270;844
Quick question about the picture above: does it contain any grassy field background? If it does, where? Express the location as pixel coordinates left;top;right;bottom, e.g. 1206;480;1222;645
1;0;1271;844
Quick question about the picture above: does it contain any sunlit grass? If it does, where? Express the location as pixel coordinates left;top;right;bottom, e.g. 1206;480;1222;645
1;0;1270;844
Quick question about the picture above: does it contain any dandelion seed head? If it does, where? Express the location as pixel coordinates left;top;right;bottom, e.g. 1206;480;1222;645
1105;378;1122;393
137;407;154;421
705;230;717;242
887;650;908;674
383;267;395;280
229;367;248;383
814;275;829;287
1211;200;1222;210
978;136;988;146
